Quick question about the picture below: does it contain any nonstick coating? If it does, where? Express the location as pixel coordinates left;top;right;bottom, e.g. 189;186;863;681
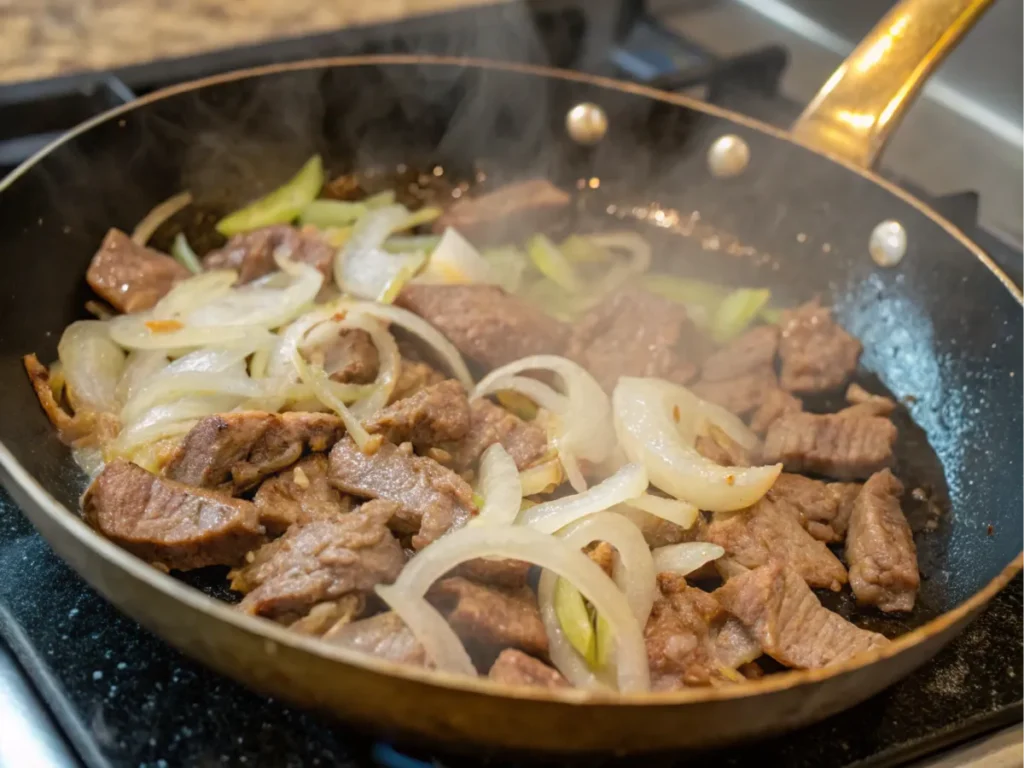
0;59;1019;753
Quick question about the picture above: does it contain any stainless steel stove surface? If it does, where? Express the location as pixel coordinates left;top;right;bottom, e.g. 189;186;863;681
0;3;1020;767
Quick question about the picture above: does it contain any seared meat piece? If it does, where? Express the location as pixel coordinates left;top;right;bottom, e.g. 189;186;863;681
761;412;896;481
488;649;569;688
429;576;548;658
768;472;850;544
829;482;863;538
450;399;549;473
714;562;888;669
567;288;701;392
618;506;706;550
711;616;762;670
203;225;334;283
86;228;190;313
695;424;753;467
433;179;570;240
453;558;532;590
397;284;568;370
166;411;346;494
846;470;919;612
329;437;476;550
287;594;364;636
587;541;616;578
320;329;379;385
839;383;897;419
327;611;428;666
82;459;264;571
389;359;447;404
702;497;848;591
253;455;352;535
231;501;404;621
778;300;862;394
700;325;779;382
365;380;471;450
691;366;778;418
645;573;720;690
748;388;803;435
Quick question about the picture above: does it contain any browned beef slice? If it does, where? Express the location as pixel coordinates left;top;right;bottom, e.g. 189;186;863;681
701;325;779;382
365;380;471;450
778;300;862;394
287;594;364;636
203;225;334;283
433;179;570;240
711;616;762;669
839;382;897;419
329;437;476;550
714;562;888;669
567;288;701;392
691;366;778;417
748;388;803;435
761;412;896;481
230;501;404;620
618;506;706;549
846;470;919;612
429;576;548;657
166;411;346;494
320;329;379;385
253;455;352;535
82;459;264;571
453;558;532;589
829;481;862;538
86;228;190;314
768;472;847;544
326;611;427;666
397;284;568;370
695;424;753;467
645;572;720;690
450;399;548;473
389;359;447;404
702;497;848;591
488;649;568;688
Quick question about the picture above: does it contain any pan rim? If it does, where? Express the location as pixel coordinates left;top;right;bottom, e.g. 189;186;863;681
0;54;1020;709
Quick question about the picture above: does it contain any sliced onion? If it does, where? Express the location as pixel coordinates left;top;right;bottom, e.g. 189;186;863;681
613;377;781;512
112;396;240;456
470;445;523;527
391;525;649;691
71;444;106;479
651;542;725;576
624;493;699;529
116;351;168;406
334;205;419;299
58;320;125;414
519;457;565;497
537;572;606;689
131;191;193;246
150;270;238;320
517;463;648;534
291;348;372;450
266;302;344;384
337;300;473;388
474;375;569;416
374;585;476;676
108;316;272;351
416;227;498;285
120;371;262;425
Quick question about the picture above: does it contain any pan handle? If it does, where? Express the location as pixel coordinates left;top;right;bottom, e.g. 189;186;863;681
790;0;993;169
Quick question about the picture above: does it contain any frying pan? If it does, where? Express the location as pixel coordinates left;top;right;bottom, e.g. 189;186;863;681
0;0;1019;754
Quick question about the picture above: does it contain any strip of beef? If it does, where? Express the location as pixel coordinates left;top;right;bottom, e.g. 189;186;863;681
287;594;364;637
86;228;190;314
253;455;352;535
397;284;568;370
329;437;476;549
365;380;470;450
567;288;702;392
326;611;428;666
433;179;570;241
846;470;919;613
714;562;888;669
695;424;753;467
768;472;851;544
645;573;722;690
203;225;334;283
453;558;532;589
166;411;345;494
711;616;762;669
489;649;569;688
691;366;778;418
428;576;548;660
829;481;863;538
230;501;404;621
778;300;862;394
702;497;848;591
450;398;549;473
321;329;379;385
748;388;803;435
839;382;897;419
761;412;896;481
390;359;446;403
82;459;264;571
700;325;779;382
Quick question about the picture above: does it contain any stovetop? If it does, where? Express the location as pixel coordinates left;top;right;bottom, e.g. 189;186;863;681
0;3;1020;767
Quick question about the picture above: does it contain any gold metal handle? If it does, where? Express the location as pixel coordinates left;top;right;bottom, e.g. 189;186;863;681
791;0;994;169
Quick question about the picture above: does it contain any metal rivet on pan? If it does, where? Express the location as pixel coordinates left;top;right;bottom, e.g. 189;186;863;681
565;103;608;145
707;134;750;178
869;220;907;267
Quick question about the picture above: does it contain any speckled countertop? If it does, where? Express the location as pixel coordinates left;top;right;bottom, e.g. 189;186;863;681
0;0;495;84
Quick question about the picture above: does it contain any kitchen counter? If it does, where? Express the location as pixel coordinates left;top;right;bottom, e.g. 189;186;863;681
0;0;496;85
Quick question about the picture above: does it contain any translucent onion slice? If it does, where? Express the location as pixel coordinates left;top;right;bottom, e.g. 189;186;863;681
469;444;523;527
390;525;649;691
624;493;699;530
375;585;476;676
57;320;125;414
116;351;168;407
334;205;418;299
131;191;193;246
291;349;373;450
120;372;262;425
538;572;605;689
519;457;564;497
150;270;238;320
613;377;781;512
112;396;240;456
517;463;648;534
474;375;569;416
651;542;725;576
108;317;272;352
416;227;498;285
